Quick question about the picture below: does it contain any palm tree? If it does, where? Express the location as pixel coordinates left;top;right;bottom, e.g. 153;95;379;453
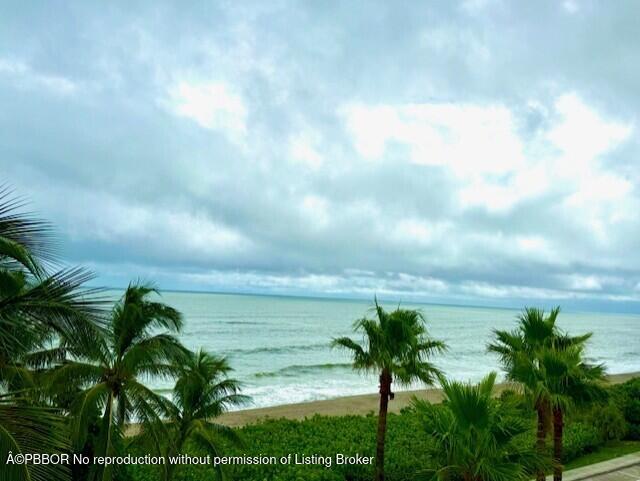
413;372;546;481
50;283;188;481
511;344;606;481
1;188;105;481
0;188;105;358
332;300;446;481
152;349;249;481
487;307;589;481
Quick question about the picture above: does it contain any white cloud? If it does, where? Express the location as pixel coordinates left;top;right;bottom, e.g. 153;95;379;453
460;0;496;14
342;102;525;178
300;195;330;229
178;269;451;298
0;59;26;75
289;130;323;169
5;3;640;308
63;191;250;258
394;273;449;293
457;165;550;212
545;94;634;240
167;81;247;139
565;173;631;207
462;231;565;267
460;282;573;300
393;218;450;246
565;274;602;291
341;101;536;212
561;274;626;292
548;93;632;173
562;0;579;14
341;94;634;215
515;235;554;258
0;58;76;94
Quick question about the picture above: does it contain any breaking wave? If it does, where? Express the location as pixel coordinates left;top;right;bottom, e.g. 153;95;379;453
254;363;352;378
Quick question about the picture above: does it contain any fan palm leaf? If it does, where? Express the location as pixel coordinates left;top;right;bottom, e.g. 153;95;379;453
413;372;547;481
332;299;446;481
488;307;606;481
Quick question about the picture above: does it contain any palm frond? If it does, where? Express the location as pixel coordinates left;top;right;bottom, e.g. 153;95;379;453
0;396;70;481
122;333;188;376
189;423;231;481
0;267;108;349
112;283;183;357
413;372;547;480
70;382;109;451
335;300;447;391
330;337;373;370
0;187;57;272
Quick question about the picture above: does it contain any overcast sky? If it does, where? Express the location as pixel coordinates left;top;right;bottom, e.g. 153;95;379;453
1;1;639;311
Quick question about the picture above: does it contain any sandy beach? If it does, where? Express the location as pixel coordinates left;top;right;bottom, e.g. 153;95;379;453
125;371;638;435
216;371;638;427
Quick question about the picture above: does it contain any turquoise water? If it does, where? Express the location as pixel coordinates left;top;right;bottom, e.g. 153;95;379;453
112;290;640;409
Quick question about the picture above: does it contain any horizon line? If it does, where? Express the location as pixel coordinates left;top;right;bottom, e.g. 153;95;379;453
85;283;639;316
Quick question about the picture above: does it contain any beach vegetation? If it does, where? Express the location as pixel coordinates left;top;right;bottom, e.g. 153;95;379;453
488;307;603;481
152;349;249;481
124;391;640;481
412;372;547;481
0;188;637;481
0;188;105;481
610;377;640;440
332;300;446;481
49;283;188;481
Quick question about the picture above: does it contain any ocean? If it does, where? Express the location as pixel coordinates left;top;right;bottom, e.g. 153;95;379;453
110;290;640;409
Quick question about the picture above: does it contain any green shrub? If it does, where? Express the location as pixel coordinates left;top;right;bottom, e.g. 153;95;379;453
497;390;532;420
498;388;519;401
589;403;628;442
563;422;602;460
124;413;432;481
122;394;627;481
611;378;640;440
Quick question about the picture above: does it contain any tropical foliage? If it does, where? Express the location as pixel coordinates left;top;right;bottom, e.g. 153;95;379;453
610;378;640;440
489;307;607;481
159;349;249;481
413;372;546;481
1;188;105;481
0;187;633;481
49;283;188;481
0;189;241;481
124;385;640;481
332;301;446;481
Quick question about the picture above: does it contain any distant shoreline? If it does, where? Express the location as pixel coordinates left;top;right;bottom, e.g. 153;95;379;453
95;287;640;315
92;285;526;313
126;371;639;435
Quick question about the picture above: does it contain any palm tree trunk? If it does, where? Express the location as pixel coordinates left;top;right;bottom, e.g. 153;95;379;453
165;429;187;481
166;457;177;481
375;369;391;481
102;391;115;481
116;394;126;429
553;406;564;481
536;402;548;481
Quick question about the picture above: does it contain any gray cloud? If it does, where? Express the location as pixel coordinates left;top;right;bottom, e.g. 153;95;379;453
1;1;639;310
